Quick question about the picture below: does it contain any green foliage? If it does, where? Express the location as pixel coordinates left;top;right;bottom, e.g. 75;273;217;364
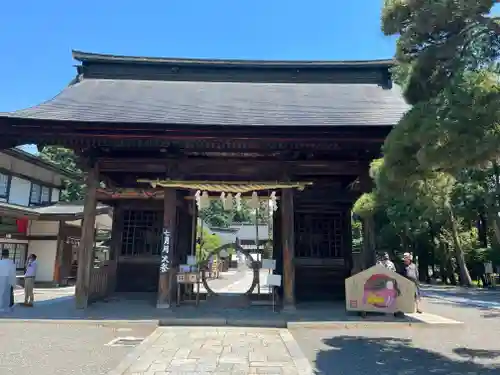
352;192;377;219
39;146;85;201
196;228;222;261
382;0;500;105
199;198;270;228
352;216;363;253
367;0;500;284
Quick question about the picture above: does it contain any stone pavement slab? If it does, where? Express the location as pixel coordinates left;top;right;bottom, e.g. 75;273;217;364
0;320;157;375
109;326;314;375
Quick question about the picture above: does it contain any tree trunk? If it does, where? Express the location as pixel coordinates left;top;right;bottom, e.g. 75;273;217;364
428;224;437;277
445;202;473;286
439;256;447;283
477;211;488;248
446;257;457;285
416;239;429;282
362;216;376;269
490;161;500;245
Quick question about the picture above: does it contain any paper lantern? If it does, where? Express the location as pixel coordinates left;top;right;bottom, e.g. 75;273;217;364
16;218;29;234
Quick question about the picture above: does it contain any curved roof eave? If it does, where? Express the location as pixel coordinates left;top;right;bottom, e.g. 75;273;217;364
72;50;395;69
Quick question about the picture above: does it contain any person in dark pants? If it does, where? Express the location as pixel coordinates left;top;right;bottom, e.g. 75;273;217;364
403;252;422;313
0;249;16;312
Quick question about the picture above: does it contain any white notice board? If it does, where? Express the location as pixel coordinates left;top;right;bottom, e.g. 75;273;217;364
262;259;276;270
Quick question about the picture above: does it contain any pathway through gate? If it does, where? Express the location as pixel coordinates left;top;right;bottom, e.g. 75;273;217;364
198;243;273;309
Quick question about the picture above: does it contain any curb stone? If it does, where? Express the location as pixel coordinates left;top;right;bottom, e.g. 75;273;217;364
2;315;463;329
0;319;158;325
106;327;163;375
158;317;463;329
279;329;315;375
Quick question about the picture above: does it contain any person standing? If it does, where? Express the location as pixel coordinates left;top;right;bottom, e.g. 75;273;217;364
23;254;37;307
0;249;17;312
379;252;396;273
403;252;422;313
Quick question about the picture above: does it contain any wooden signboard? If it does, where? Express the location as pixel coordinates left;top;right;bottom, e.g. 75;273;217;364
345;264;416;314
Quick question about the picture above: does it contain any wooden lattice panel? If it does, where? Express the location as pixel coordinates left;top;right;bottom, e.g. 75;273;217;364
294;212;344;258
121;210;163;256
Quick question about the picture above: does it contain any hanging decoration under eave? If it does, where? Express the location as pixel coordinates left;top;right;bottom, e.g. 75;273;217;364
235;193;242;211
138;179;313;212
192;190;280;212
249;191;259;210
137;179;313;193
225;193;234;211
270;191;278;212
194;190;201;209
201;191;210;209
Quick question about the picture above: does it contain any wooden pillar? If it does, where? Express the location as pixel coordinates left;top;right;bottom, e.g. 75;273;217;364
344;207;353;278
281;188;295;308
53;221;65;285
157;188;177;308
75;163;99;309
359;167;376;269
108;205;122;294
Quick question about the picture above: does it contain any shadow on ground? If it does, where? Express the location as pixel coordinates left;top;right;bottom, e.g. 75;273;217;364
314;336;500;375
0;294;423;326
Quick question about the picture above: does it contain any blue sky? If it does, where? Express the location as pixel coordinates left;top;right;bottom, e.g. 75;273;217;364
1;1;498;154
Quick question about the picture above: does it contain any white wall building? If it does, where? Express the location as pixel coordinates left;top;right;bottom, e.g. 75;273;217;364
0;148;111;284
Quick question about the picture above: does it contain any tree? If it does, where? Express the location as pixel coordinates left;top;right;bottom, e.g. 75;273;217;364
39;146;85;201
381;0;500;105
381;1;500;173
365;1;500;285
354;158;475;285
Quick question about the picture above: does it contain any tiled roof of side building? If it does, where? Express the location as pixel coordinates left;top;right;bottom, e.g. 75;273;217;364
3;148;80;180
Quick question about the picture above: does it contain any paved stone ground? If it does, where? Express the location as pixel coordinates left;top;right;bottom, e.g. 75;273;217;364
113;327;312;375
13;286;75;304
291;296;500;375
201;267;272;295
421;284;500;310
0;321;157;375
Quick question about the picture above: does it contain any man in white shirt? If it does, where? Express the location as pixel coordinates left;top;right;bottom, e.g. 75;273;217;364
0;249;17;312
23;254;37;307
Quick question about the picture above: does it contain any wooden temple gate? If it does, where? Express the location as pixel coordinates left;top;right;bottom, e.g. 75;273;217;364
0;50;407;309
